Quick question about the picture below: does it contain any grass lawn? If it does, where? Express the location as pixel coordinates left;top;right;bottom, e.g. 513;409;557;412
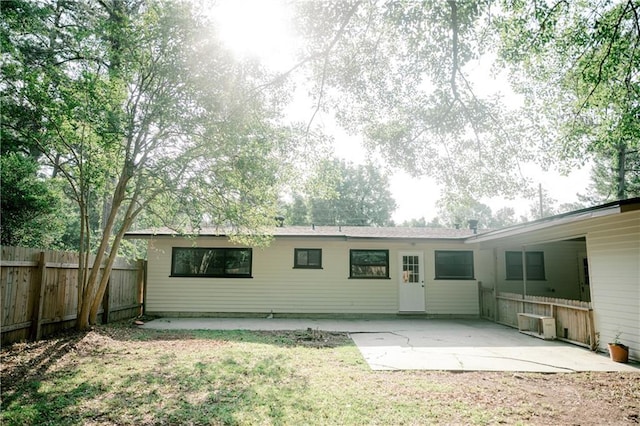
1;322;639;425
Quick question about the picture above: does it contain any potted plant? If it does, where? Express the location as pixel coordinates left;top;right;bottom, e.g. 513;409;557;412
607;332;629;363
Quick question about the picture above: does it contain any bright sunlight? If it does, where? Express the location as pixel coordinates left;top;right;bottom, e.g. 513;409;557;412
205;0;296;70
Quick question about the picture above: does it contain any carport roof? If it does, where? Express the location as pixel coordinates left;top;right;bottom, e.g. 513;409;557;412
465;197;639;244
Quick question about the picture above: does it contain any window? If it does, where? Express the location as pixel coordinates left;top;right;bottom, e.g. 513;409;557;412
171;247;252;278
294;248;322;269
435;251;474;279
350;249;389;279
505;251;545;280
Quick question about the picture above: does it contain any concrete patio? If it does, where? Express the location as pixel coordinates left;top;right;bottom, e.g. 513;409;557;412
139;317;639;373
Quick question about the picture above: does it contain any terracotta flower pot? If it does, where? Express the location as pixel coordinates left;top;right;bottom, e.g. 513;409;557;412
608;343;629;363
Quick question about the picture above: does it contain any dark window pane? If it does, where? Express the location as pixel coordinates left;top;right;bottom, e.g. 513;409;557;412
435;251;474;279
297;250;309;265
307;250;321;266
171;247;252;278
350;250;389;279
505;251;545;280
294;249;322;269
505;251;523;280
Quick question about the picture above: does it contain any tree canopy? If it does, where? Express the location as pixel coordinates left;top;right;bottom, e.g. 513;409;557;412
497;0;640;200
290;0;639;203
1;0;303;328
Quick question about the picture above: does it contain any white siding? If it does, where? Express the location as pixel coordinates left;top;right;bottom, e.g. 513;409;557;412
145;237;480;316
587;211;640;360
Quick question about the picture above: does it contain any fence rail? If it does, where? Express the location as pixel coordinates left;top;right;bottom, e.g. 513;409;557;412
494;291;595;349
1;246;145;345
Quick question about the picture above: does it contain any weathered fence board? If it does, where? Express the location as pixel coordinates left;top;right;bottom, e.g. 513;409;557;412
495;291;595;349
478;283;495;320
1;246;145;345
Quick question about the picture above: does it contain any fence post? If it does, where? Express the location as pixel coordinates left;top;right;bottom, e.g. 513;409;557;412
30;251;47;340
101;276;111;324
588;309;597;350
136;259;145;316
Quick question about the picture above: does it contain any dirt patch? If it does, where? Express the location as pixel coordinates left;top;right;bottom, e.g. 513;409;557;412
274;328;348;348
2;325;639;425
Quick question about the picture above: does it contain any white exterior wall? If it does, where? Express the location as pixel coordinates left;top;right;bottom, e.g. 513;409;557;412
586;211;640;361
145;237;480;316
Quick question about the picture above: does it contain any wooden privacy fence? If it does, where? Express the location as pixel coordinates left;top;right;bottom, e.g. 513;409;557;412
1;246;145;345
478;284;596;350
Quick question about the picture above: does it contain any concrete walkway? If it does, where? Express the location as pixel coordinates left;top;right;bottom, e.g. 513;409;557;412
140;317;639;373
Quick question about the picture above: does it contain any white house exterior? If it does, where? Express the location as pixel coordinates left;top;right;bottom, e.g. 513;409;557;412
126;197;640;361
132;227;480;316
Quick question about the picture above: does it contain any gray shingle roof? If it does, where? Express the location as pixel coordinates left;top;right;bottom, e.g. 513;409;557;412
125;225;476;240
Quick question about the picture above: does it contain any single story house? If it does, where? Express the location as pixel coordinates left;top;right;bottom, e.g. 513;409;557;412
125;197;639;361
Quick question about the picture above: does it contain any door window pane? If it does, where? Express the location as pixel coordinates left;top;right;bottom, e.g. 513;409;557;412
402;255;419;283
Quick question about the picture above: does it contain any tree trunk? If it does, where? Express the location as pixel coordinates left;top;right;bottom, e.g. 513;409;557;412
616;142;626;199
88;210;136;324
76;196;92;330
76;172;130;330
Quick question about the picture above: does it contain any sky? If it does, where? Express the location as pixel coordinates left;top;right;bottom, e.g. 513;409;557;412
207;0;591;224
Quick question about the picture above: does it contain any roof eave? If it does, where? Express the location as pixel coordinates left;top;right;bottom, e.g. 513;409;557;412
465;205;622;244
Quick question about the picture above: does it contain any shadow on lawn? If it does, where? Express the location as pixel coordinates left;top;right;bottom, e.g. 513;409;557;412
0;330;97;423
1;322;349;425
1;331;87;394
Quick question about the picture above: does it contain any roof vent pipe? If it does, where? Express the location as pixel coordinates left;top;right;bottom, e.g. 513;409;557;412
468;219;478;234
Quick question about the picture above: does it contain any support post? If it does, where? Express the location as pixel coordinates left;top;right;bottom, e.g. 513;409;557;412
521;247;528;301
493;248;498;322
477;281;483;318
136;259;145;316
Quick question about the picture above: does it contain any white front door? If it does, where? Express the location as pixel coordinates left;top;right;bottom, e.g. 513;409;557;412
399;251;426;312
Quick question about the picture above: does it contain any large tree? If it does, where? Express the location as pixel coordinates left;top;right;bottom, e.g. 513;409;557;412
1;0;298;329
497;0;640;200
290;0;531;200
579;151;640;205
289;1;639;203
